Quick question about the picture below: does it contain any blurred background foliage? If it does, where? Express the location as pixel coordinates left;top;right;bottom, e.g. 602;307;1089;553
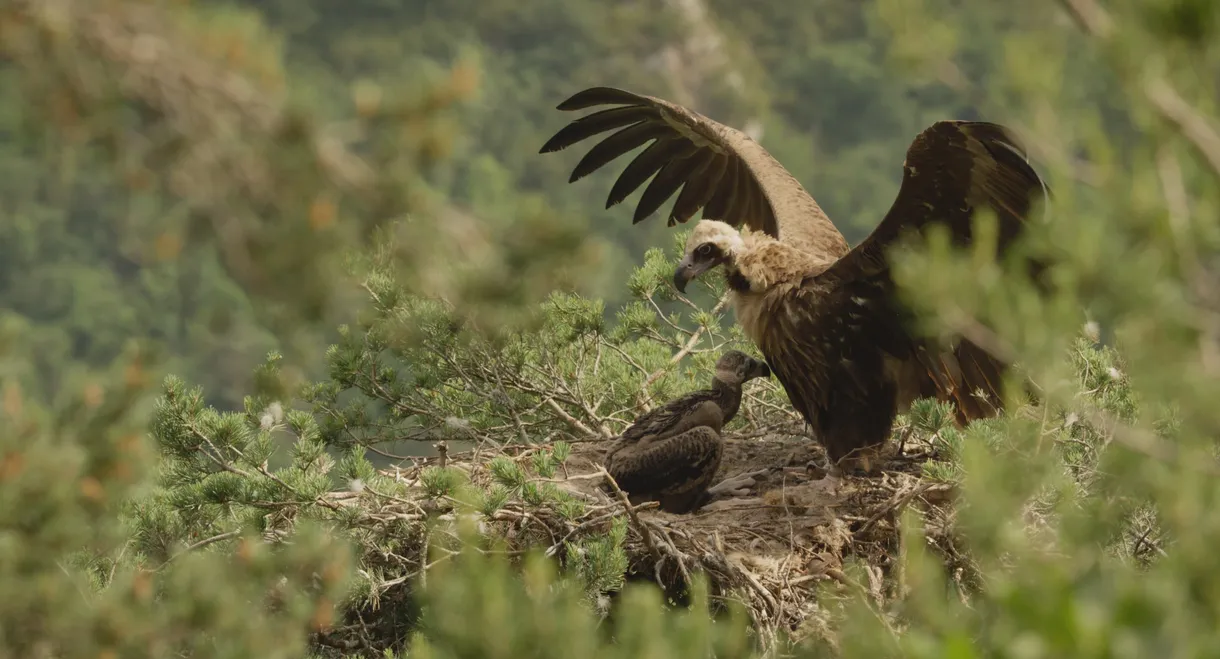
0;0;1057;409
3;0;1220;656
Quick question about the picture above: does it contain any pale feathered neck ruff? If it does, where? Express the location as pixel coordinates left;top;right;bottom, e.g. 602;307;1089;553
729;228;835;293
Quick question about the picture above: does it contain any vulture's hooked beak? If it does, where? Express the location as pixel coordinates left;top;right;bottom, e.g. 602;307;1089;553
673;254;713;294
751;360;772;380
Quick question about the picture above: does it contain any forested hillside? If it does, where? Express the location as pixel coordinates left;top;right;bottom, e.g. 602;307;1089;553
0;0;1074;409
7;0;1220;657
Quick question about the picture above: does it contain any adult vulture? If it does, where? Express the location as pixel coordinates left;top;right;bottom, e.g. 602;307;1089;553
539;86;1049;474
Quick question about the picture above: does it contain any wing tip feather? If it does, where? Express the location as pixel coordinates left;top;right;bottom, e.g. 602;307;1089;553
555;86;643;111
542;86;649;152
942;119;1051;216
538;137;567;155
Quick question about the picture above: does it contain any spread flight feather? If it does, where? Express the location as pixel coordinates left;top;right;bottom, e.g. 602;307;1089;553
538;86;850;258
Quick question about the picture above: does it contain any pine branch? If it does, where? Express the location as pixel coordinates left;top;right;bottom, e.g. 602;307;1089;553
1058;0;1220;180
1143;79;1220;180
1056;0;1114;38
182;416;343;511
597;468;663;564
156;530;243;571
949;309;1220;474
638;292;730;404
543;397;599;438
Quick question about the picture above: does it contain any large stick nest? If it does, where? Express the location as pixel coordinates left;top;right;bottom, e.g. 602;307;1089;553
311;430;965;655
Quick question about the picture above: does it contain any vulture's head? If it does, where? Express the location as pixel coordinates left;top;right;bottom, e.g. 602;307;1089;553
673;220;745;293
713;350;772;387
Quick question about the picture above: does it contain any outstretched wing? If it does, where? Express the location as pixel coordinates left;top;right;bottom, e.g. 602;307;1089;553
820;120;1049;282
539;86;848;258
809;120;1048;428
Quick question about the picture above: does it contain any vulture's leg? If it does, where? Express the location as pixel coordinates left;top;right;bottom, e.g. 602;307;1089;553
815;465;846;495
805;454;838;480
815;347;899;477
802;456;847;496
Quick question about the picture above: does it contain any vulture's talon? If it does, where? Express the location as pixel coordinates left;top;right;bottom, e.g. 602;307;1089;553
805;459;832;479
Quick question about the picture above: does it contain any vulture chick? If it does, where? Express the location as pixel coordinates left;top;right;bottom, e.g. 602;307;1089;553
604;350;771;514
541;86;1050;476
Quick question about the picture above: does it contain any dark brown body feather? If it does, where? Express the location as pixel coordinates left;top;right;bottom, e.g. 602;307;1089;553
544;87;1049;471
607;426;723;514
603;354;764;513
602;384;738;515
606;386;740;455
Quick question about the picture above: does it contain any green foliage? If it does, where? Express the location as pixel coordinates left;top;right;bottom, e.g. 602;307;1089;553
117;230;792;654
0;321;354;658
10;0;1220;658
419;467;466;499
2;0;1052;411
818;1;1220;656
565;516;631;599
489;456;530;491
405;540;754;659
303;224;784;464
